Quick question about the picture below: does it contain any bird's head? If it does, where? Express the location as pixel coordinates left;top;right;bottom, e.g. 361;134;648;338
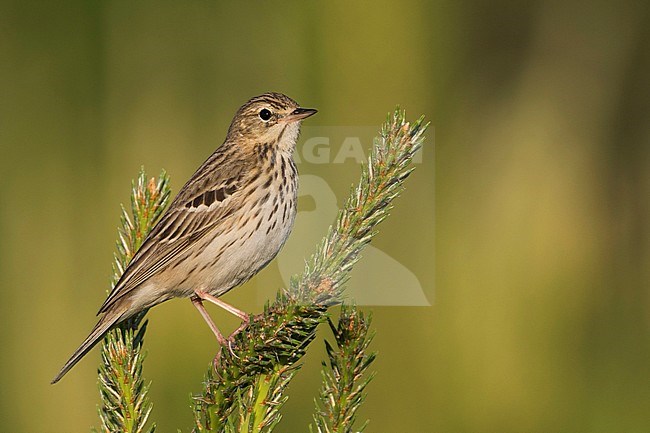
226;92;317;153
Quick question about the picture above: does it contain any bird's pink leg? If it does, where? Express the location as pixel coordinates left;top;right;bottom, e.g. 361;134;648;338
194;289;249;321
191;295;227;346
194;290;251;357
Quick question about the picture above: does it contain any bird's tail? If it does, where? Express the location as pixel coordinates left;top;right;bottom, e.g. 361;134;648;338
51;304;129;384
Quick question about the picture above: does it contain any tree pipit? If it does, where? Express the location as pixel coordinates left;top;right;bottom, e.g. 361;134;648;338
52;92;316;383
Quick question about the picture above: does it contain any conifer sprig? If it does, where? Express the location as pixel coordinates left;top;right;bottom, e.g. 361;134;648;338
310;306;377;433
94;169;171;433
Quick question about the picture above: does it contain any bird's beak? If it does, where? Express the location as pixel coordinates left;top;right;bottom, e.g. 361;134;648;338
282;107;318;123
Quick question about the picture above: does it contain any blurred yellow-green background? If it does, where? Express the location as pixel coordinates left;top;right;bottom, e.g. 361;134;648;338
1;1;649;432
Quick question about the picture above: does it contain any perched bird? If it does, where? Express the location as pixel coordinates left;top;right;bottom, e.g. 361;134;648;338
52;92;317;384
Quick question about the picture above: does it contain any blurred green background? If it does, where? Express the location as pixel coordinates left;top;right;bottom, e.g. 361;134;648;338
1;1;649;432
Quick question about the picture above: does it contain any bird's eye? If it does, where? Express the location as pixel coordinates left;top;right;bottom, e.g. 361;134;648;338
259;108;272;121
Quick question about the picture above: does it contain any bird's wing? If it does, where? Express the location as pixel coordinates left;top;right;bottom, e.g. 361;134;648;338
98;149;252;314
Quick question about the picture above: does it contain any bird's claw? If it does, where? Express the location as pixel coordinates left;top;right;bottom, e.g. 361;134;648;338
225;316;250;358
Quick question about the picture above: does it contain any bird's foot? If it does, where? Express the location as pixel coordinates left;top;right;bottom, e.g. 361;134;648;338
225;315;250;357
228;316;250;340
